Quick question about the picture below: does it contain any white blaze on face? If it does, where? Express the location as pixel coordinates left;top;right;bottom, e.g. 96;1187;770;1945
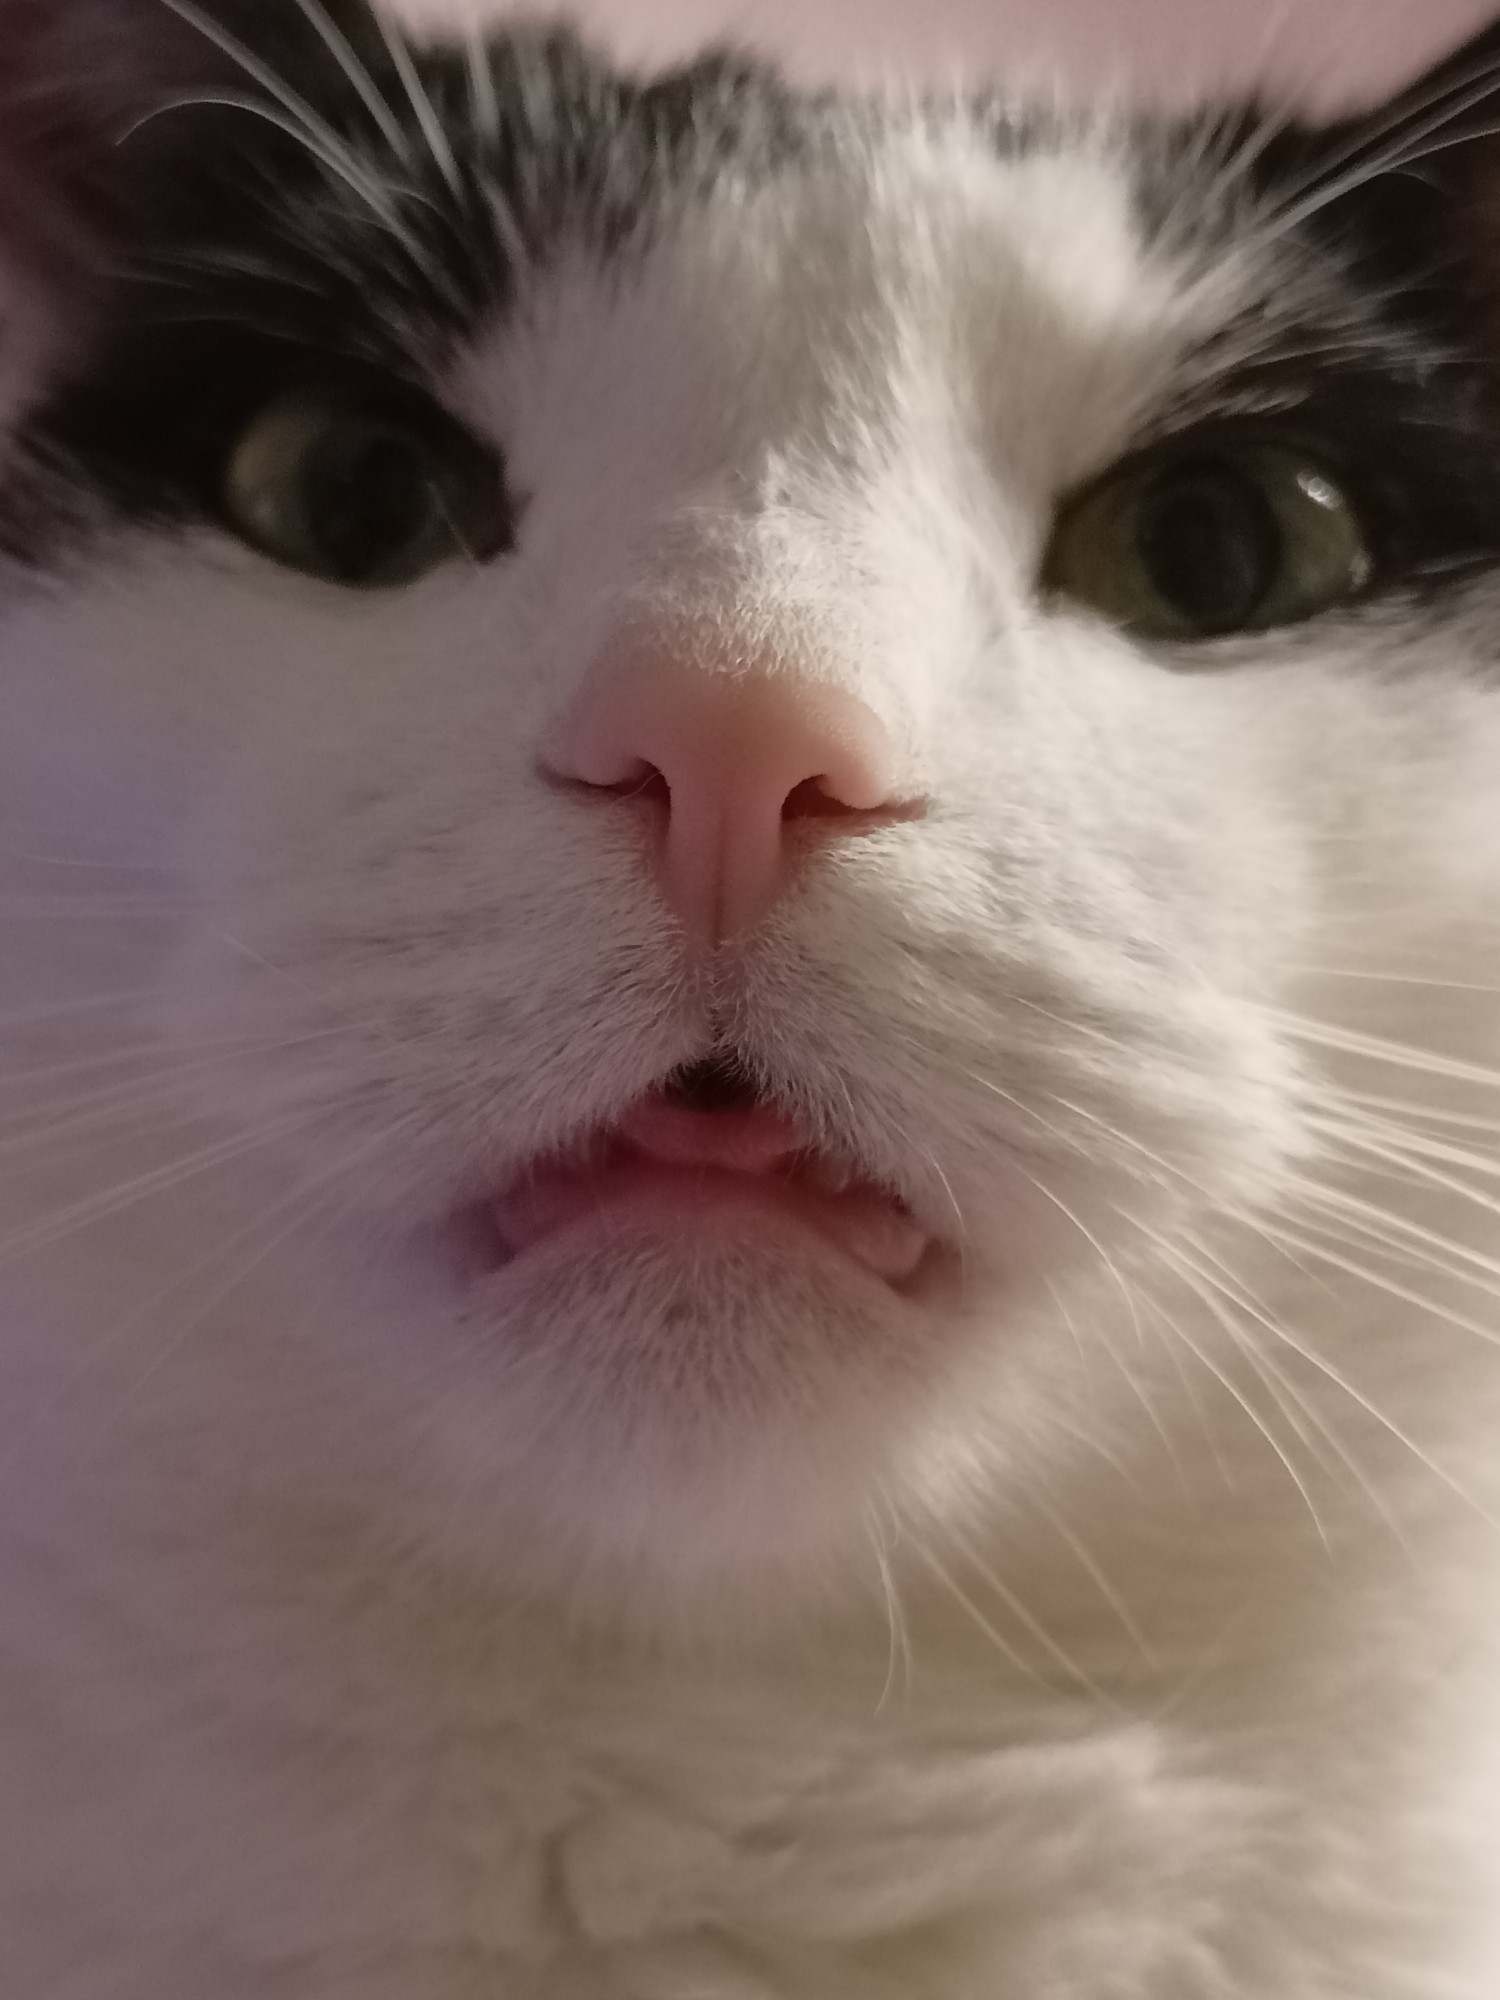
0;92;1483;1608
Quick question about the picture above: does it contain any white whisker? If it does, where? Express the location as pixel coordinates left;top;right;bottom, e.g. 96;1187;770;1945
95;1115;418;1427
1135;1238;1341;1547
1025;1482;1158;1666
1258;45;1500;218
146;0;410;216
937;1521;1125;1708
1147;1224;1402;1544
1249;1218;1500;1531
864;1498;914;1714
123;90;418;247
1268;1212;1500;1351
464;23;501;145
1335;1088;1500;1139
370;10;463;197
290;0;411;159
911;1539;1071;1698
1272;1007;1500;1091
0;1028;341;1098
1312;1114;1500;1209
0;1034;346;1157
1294;965;1500;999
0;1110;323;1270
1291;1180;1500;1311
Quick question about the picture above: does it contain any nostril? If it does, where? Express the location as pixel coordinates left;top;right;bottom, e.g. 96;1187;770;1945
556;765;924;828
782;776;928;828
783;775;852;822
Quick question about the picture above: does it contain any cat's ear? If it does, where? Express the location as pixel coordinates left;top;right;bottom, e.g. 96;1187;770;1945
1256;18;1500;344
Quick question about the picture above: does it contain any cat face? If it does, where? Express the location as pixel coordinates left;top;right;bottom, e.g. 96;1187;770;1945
3;5;1500;1609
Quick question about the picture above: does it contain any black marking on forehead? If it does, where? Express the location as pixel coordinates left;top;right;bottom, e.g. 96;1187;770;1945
2;22;810;562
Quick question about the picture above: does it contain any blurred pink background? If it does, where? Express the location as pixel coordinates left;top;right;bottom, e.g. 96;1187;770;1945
397;0;1496;111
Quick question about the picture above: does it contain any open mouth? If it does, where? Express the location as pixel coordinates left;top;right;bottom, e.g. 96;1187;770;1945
487;1056;933;1287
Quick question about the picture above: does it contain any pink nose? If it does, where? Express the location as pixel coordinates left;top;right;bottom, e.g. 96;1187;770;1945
544;644;918;942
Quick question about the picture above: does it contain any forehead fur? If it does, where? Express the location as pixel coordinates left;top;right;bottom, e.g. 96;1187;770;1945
459;127;1196;565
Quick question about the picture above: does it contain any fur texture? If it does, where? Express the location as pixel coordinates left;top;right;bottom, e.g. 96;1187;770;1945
4;6;1500;1995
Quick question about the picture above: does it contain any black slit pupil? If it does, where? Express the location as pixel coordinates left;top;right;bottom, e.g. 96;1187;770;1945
1136;462;1282;635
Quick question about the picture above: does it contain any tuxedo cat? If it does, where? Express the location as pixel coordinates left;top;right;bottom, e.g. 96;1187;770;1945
3;3;1500;1993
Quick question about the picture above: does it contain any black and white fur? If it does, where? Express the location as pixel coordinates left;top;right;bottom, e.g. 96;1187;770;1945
4;4;1500;1994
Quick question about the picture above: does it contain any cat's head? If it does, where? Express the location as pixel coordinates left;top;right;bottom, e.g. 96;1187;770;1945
3;0;1500;1615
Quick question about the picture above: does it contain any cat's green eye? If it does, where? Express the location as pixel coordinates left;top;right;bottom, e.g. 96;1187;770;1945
1043;444;1372;641
223;390;511;588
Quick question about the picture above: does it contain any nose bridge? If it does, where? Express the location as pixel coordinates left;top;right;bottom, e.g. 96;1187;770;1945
543;608;920;945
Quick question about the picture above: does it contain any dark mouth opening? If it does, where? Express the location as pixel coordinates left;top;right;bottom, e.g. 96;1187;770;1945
661;1051;762;1114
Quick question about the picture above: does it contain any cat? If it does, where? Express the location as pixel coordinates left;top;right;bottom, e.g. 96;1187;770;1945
3;0;1500;1993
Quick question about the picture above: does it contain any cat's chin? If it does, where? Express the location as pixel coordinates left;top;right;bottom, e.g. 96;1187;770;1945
391;1211;969;1613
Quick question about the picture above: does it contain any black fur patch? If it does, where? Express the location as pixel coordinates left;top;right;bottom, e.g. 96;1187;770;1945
1;14;806;562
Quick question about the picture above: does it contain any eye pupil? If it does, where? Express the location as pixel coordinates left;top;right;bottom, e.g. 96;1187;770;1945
1135;463;1282;636
301;426;435;584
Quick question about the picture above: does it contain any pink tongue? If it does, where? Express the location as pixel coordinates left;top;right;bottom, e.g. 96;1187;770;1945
616;1097;804;1173
492;1096;931;1284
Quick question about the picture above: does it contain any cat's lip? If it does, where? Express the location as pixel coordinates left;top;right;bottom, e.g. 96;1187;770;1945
487;1093;932;1286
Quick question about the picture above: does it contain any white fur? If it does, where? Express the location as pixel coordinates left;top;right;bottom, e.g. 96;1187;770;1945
3;107;1500;1999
